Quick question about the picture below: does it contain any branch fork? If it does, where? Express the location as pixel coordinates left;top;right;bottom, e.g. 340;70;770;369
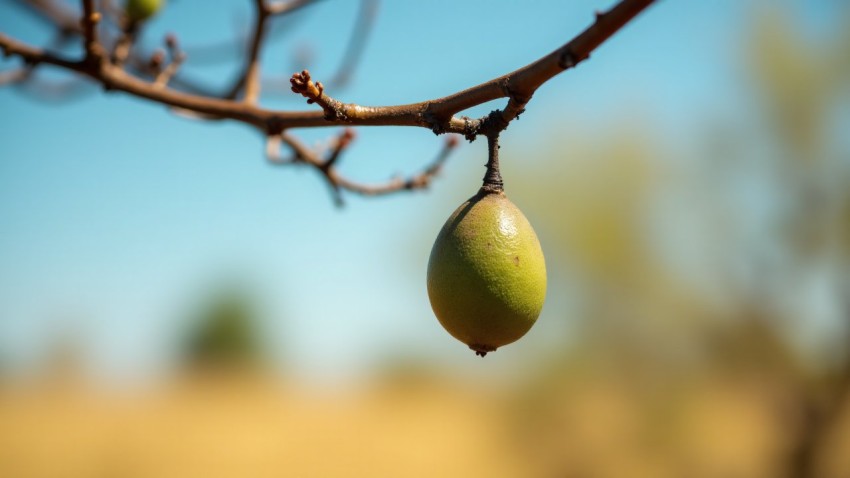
270;130;459;205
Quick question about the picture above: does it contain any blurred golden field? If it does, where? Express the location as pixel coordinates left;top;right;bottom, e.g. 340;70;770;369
1;369;849;478
0;374;524;478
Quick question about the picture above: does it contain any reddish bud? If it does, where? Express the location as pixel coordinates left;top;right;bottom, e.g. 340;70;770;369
149;49;165;69
165;33;178;50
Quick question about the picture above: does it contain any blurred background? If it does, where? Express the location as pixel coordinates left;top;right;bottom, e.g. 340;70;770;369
1;0;850;477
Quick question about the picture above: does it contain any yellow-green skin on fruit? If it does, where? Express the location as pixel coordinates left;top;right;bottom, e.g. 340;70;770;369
427;190;546;356
126;0;164;22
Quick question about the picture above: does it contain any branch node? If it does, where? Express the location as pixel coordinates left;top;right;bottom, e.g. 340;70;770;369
506;86;532;107
421;105;450;135
475;109;510;138
461;116;481;142
558;50;577;69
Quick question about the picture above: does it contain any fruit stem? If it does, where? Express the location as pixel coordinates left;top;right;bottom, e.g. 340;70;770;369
481;134;504;194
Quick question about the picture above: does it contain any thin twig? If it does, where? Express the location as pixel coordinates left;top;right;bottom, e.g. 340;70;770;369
325;128;356;168
265;134;290;163
275;131;459;204
111;23;139;68
240;0;270;103
80;0;102;61
153;52;186;88
267;0;321;16
334;135;458;197
328;0;378;88
14;0;81;36
0;68;32;85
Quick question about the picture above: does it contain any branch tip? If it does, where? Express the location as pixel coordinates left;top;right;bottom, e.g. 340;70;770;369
289;69;343;120
152;40;187;88
165;33;179;51
289;69;320;98
149;50;165;70
339;127;356;146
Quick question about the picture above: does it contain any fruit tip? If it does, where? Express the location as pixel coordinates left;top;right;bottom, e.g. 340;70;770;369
470;344;496;357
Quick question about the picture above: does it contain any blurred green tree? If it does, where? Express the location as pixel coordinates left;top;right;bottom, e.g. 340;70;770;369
181;288;264;371
501;4;850;478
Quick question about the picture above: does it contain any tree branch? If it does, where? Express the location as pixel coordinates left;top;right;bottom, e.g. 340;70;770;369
80;0;103;61
2;0;654;134
2;0;655;199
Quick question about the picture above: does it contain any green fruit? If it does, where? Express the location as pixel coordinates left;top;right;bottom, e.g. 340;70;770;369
427;189;547;356
125;0;164;22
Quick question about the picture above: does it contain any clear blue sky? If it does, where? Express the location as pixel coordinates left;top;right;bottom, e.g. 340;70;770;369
0;0;841;384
